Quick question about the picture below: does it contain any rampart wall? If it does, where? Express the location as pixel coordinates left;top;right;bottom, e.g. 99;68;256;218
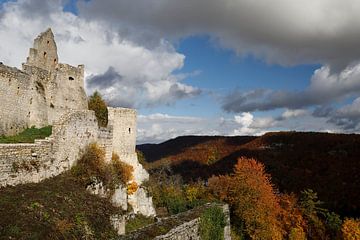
0;110;98;186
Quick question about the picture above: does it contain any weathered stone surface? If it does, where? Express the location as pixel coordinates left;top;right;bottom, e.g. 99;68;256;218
111;186;128;211
111;214;126;235
128;187;156;217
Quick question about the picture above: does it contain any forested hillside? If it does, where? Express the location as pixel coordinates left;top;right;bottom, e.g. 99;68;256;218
138;132;360;217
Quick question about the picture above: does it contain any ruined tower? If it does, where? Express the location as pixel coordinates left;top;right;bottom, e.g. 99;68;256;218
0;28;88;135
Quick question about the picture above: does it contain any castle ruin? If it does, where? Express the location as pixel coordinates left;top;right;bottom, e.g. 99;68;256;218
0;29;155;217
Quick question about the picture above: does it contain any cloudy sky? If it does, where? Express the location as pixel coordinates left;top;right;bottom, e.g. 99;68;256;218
1;0;360;143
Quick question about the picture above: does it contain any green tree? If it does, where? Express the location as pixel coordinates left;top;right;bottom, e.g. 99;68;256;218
88;91;108;127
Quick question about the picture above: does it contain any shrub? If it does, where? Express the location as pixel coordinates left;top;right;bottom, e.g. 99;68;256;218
72;143;107;185
88;91;108;127
73;145;134;192
109;153;134;186
199;206;226;240
127;182;139;195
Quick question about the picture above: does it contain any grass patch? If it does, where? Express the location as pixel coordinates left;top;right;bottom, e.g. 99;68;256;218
125;215;155;234
0;171;122;239
0;126;52;144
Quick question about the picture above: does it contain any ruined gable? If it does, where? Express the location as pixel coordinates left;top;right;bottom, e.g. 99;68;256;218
26;28;59;72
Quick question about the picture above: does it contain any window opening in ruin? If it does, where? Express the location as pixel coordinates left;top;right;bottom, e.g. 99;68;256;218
47;40;50;44
54;59;57;64
69;77;74;80
129;128;131;134
43;52;47;58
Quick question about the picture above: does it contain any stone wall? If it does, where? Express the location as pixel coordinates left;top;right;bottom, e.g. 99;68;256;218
0;64;32;136
45;63;87;124
119;203;231;240
0;110;98;187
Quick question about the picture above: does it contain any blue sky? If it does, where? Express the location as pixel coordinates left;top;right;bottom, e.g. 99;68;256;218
1;0;360;143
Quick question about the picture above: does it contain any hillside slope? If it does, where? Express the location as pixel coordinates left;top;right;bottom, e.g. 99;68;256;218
137;132;360;217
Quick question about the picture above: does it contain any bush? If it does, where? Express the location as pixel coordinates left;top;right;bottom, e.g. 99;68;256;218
72;143;107;185
127;182;139;195
108;153;134;187
88;91;108;127
72;144;134;192
199;206;226;240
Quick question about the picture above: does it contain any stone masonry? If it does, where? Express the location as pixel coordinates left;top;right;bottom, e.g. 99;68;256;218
0;28;155;217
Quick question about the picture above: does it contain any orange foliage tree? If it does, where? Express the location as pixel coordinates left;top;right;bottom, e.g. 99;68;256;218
341;218;360;240
279;194;307;240
208;157;283;239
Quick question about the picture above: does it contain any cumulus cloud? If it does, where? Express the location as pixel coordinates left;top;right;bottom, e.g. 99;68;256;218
79;0;360;70
222;64;360;112
0;0;200;108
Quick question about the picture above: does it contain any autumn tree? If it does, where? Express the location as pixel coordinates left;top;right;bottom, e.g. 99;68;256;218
279;194;307;240
208;157;283;239
341;218;360;240
88;91;108;127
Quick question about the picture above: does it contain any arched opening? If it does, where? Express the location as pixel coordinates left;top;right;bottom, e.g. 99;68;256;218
47;40;50;44
54;59;57;64
69;77;74;81
43;52;47;58
128;128;131;134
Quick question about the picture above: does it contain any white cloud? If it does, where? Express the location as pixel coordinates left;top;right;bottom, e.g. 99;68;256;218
282;109;308;119
0;0;200;108
234;112;253;127
233;113;276;136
